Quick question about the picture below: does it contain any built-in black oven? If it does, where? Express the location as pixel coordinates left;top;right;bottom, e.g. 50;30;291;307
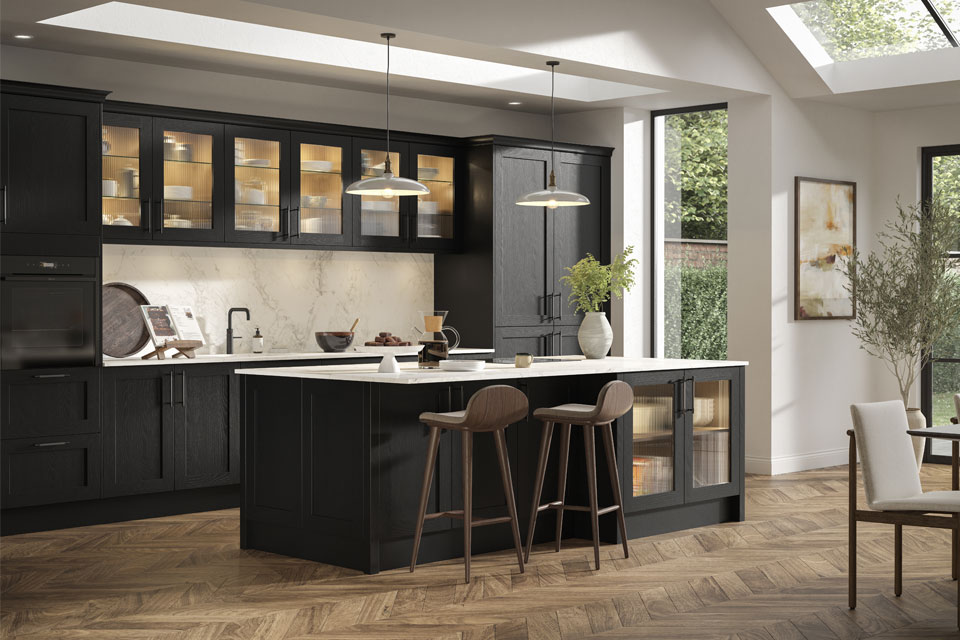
1;256;98;370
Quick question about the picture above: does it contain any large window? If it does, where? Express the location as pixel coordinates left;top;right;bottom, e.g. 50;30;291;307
921;144;960;463
652;105;728;360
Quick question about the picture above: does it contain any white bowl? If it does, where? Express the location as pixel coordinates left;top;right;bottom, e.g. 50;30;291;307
243;159;271;167
164;185;193;200
301;160;333;172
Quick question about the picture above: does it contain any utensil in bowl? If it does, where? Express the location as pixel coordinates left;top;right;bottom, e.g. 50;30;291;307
315;331;355;352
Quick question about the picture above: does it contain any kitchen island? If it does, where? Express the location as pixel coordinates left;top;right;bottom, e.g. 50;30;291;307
237;357;746;573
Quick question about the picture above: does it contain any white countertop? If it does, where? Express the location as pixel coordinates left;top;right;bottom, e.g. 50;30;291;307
234;356;748;384
102;348;494;367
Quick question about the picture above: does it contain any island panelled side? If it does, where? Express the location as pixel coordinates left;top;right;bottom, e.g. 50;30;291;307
240;365;744;574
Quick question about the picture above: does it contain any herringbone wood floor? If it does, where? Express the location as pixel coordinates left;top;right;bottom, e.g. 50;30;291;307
2;464;957;639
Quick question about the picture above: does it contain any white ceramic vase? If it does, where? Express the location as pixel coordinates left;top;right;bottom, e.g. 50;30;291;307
578;312;613;359
906;407;927;471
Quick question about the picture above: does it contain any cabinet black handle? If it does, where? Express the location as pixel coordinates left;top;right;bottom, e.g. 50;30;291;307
157;200;164;234
1;185;6;224
142;199;151;231
281;207;288;238
686;378;695;414
180;372;187;408
169;371;174;406
32;373;70;379
34;441;68;447
553;293;562;321
290;207;300;238
553;331;561;356
678;379;686;416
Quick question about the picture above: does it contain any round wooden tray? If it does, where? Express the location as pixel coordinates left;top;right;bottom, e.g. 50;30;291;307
102;282;151;358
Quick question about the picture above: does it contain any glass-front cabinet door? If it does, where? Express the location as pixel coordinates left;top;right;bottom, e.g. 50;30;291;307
683;367;742;503
154;118;223;242
226;126;289;244
619;371;684;512
352;138;410;248
292;132;351;246
411;143;458;251
102;113;152;241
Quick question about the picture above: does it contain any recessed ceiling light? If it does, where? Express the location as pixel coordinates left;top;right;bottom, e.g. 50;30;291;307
13;34;34;40
508;101;522;106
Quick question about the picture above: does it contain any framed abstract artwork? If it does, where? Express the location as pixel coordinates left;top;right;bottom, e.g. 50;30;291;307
794;176;856;320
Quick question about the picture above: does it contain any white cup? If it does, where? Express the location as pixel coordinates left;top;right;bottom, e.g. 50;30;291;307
102;179;118;197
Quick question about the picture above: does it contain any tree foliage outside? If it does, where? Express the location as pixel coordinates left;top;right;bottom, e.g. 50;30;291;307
664;260;728;361
663;110;728;241
790;0;960;62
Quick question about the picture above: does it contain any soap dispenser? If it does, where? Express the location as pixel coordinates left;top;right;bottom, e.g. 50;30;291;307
252;328;264;353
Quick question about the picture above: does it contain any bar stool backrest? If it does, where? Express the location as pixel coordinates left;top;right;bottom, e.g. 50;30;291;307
459;385;529;431
592;380;634;424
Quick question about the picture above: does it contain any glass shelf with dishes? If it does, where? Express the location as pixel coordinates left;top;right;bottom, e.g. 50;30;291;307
630;383;676;498
233;137;281;234
101;125;142;229
416;154;454;240
298;142;344;238
691;379;731;488
162;129;214;231
359;148;402;238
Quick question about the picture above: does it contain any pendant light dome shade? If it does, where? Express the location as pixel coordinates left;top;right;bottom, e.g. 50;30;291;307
344;33;430;198
516;60;589;209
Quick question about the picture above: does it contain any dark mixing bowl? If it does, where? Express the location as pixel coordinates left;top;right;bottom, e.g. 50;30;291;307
315;331;355;352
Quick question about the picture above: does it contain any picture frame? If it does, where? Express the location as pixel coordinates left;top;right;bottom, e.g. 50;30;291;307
794;176;856;320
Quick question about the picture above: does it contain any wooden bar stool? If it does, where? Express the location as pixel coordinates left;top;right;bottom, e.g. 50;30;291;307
410;385;528;583
525;380;633;570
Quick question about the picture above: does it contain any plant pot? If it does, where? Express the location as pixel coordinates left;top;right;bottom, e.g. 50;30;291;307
578;312;613;359
906;407;927;471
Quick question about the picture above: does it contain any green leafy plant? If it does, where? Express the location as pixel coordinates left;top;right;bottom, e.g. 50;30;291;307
560;246;638;314
839;198;960;406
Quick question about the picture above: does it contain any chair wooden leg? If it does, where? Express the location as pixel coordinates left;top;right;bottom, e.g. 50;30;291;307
583;426;601;570
601;423;629;560
849;432;857;610
462;431;473;584
894;524;902;597
493;429;524;573
554;424;572;553
525;421;554;563
410;426;442;573
953;441;958;582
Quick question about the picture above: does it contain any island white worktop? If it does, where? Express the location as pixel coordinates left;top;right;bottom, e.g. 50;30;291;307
102;348;494;367
234;356;748;384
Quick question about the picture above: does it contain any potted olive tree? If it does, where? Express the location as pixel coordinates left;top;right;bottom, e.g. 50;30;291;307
841;198;960;467
560;246;637;359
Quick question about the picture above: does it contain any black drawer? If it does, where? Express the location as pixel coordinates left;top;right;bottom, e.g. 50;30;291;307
1;434;101;509
1;368;100;439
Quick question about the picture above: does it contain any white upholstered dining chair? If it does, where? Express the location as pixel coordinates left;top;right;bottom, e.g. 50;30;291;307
848;400;960;628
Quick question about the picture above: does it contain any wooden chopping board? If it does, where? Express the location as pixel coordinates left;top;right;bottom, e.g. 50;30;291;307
102;282;151;358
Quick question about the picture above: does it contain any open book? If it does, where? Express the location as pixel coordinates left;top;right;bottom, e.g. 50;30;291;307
140;305;206;347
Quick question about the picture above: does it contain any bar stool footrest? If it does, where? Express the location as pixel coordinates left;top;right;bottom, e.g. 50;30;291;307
423;511;515;528
535;502;620;516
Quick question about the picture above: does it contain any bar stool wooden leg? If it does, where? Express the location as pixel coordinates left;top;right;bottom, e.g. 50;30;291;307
894;523;902;596
462;431;473;584
410;426;442;573
554;424;572;553
494;429;524;573
953;441;958;581
583;426;601;570
525;421;554;562
601;423;629;559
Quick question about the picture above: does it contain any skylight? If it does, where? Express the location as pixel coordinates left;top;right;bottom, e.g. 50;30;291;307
770;0;960;66
39;2;661;103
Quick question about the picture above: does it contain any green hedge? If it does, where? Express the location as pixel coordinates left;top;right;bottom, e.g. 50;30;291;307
663;263;728;360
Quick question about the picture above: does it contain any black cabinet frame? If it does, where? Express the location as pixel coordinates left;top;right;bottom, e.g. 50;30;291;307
290;130;354;247
224;125;291;245
102;112;154;242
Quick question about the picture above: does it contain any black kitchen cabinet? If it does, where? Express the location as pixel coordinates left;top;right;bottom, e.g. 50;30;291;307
352;138;411;250
101;112;154;241
102;367;175;497
175;364;240;489
291;131;353;247
226;125;291;245
0;83;108;237
409;142;461;253
103;363;239;498
1;434;101;509
435;137;611;358
0;368;100;440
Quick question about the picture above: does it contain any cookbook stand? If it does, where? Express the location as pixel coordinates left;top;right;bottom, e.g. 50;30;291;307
141;340;203;360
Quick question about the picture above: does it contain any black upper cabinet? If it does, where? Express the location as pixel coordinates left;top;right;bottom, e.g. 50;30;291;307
291;131;353;247
102;113;154;241
154;118;225;243
1;90;105;236
352;137;411;249
226;125;290;245
410;142;460;253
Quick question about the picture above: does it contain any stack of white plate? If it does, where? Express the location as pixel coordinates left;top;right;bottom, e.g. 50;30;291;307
438;360;486;372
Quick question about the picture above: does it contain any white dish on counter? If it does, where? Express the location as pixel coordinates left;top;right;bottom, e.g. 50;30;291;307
301;160;333;172
438;359;485;372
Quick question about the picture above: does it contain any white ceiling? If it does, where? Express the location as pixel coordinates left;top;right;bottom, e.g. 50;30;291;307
1;0;958;113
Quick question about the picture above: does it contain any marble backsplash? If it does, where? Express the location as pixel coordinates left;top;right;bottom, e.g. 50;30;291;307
103;245;433;356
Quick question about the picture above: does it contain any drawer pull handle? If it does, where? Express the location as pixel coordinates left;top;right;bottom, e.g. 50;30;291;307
34;441;68;447
32;374;70;379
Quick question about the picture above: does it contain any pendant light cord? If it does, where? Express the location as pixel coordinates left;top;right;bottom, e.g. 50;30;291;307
550;63;555;179
385;35;391;158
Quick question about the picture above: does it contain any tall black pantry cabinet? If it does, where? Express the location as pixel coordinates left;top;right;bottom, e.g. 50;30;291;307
435;136;611;358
